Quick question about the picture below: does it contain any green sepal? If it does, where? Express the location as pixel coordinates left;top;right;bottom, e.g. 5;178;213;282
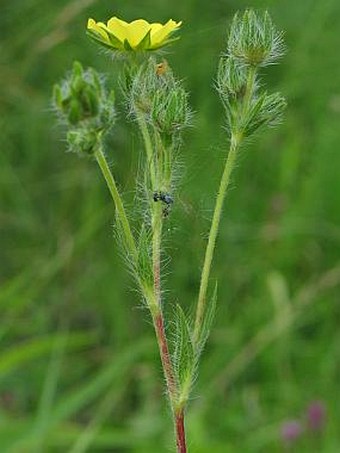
136;30;151;50
72;75;85;94
68;99;81;125
89;68;102;94
123;39;133;51
149;36;180;50
83;87;99;117
86;30;116;51
72;61;84;78
104;29;125;50
53;84;63;109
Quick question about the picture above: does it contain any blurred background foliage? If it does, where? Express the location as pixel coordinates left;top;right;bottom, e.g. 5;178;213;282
1;0;340;451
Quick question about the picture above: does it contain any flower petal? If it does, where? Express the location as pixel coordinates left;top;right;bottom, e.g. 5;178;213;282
87;16;182;51
150;20;181;47
107;17;129;42
87;18;110;41
126;19;151;48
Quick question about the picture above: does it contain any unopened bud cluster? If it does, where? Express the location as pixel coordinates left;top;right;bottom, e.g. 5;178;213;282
216;10;286;138
53;61;115;154
128;59;191;140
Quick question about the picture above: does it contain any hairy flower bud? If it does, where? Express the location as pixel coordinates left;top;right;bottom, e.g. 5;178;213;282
151;86;190;136
129;58;191;139
66;129;100;155
217;57;247;100
217;10;286;138
227;10;285;67
53;61;115;154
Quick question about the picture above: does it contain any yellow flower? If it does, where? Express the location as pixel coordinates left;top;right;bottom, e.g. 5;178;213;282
87;17;182;51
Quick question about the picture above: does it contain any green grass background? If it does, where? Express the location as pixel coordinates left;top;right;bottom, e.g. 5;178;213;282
1;0;340;451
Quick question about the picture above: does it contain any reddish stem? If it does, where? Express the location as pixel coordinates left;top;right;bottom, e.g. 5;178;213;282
176;409;187;453
154;313;177;397
152;206;187;452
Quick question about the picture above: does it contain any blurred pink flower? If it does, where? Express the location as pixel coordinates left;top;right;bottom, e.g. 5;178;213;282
281;420;303;444
307;401;326;432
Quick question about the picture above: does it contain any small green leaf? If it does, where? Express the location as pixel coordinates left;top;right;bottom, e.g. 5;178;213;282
196;283;217;355
172;305;196;406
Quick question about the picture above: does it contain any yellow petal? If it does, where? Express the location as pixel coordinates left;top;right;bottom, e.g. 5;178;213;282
149;23;163;36
151;20;181;46
87;16;182;51
126;19;151;48
109;16;129;27
107;17;129;42
87;18;109;41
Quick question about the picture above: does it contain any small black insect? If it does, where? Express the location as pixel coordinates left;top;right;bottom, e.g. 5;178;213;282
153;191;174;218
153;192;160;202
153;191;173;205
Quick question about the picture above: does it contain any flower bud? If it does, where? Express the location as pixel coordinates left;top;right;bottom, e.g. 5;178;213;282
152;87;190;136
53;61;114;129
227;10;285;67
67;129;99;155
129;58;191;138
53;61;115;155
217;57;247;100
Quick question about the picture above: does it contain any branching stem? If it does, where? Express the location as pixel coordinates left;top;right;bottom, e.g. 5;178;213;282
136;119;186;452
193;64;258;346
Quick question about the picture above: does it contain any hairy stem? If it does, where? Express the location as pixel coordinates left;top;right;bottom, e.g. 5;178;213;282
153;310;177;398
175;409;187;453
136;113;156;189
151;201;177;394
193;65;257;345
193;134;240;345
94;147;137;261
138;123;185;451
151;196;186;452
152;204;163;306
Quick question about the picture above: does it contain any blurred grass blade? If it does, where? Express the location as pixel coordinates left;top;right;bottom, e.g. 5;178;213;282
6;338;153;451
0;332;96;379
33;328;69;452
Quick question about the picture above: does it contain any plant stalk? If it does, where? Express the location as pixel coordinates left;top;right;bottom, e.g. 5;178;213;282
151;201;177;395
94;147;137;261
133;114;185;449
175;409;187;453
137;113;156;189
193;134;240;344
193;64;257;346
151;199;187;452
